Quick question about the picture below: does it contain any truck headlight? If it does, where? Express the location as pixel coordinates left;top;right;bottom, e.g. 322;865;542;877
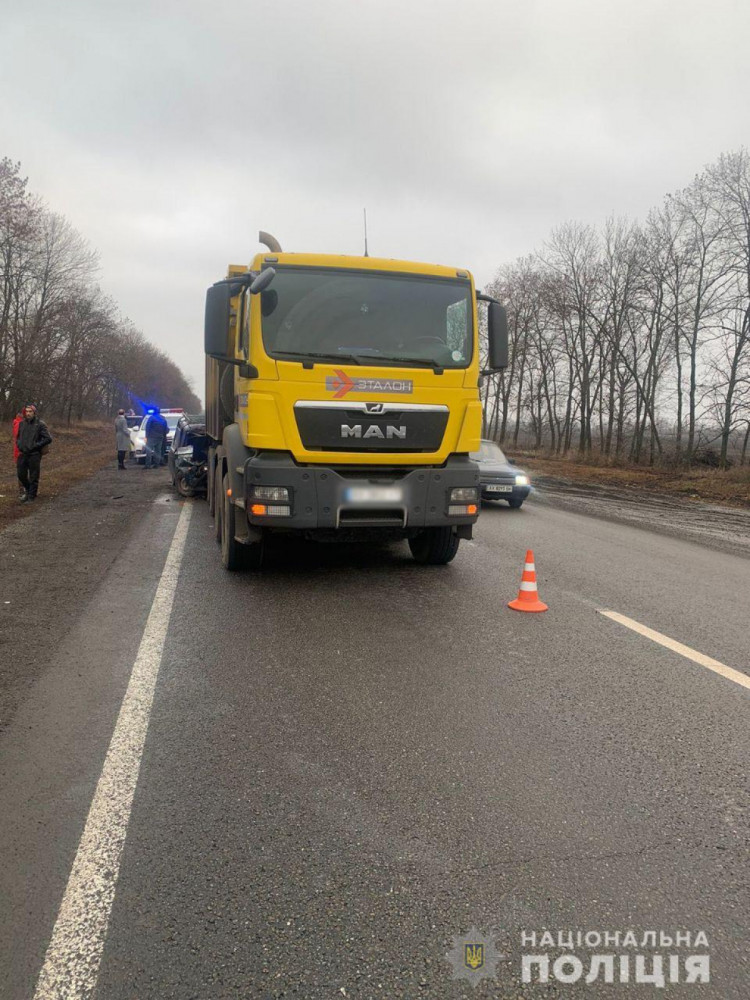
251;485;290;502
450;487;478;503
515;475;529;486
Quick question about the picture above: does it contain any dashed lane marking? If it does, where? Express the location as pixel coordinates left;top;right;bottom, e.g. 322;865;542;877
599;609;750;693
33;502;192;1000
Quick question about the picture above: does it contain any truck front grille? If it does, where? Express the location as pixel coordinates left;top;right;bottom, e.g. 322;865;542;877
294;401;449;453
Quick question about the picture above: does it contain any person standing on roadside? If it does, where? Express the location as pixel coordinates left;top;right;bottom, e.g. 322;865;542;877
144;407;168;469
12;411;24;498
115;409;130;470
12;411;23;459
15;404;52;503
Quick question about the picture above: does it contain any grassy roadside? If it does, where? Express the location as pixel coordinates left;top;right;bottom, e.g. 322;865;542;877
0;421;118;531
513;450;750;508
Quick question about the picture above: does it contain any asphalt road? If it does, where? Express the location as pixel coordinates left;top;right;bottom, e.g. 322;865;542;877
1;474;748;999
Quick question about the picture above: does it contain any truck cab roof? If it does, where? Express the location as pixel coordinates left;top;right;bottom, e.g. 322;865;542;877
229;254;472;282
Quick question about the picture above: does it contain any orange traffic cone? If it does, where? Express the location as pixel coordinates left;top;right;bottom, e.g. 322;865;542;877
508;549;548;613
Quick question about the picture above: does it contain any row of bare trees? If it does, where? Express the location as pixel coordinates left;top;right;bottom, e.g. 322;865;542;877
482;149;750;466
0;158;200;422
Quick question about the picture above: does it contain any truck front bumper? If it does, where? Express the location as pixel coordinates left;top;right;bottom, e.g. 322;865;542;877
241;452;480;535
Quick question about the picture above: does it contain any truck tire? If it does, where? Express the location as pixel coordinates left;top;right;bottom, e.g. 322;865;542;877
213;468;223;543
221;475;265;571
208;458;215;516
221;475;246;570
408;527;460;565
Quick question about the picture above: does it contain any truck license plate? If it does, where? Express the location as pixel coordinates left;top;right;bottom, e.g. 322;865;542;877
486;485;512;493
344;486;403;503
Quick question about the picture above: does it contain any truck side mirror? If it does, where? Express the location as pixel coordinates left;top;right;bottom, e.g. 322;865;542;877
487;301;509;370
205;282;233;359
249;267;276;295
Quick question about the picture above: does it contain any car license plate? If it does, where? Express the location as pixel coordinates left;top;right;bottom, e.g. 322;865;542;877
486;485;512;493
344;486;403;503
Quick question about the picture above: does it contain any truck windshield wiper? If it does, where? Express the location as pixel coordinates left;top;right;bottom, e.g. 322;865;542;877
272;349;449;371
367;354;445;370
272;350;363;366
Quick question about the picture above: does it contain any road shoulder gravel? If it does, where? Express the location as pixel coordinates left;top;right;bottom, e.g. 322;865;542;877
0;463;178;733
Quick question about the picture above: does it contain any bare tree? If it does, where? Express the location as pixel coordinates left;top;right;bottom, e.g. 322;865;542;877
484;147;750;467
540;223;601;456
0;157;200;420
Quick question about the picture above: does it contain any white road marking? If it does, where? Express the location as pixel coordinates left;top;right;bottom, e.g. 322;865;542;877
599;609;750;693
33;503;192;1000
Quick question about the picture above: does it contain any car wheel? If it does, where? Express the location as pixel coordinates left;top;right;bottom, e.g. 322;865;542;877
175;473;193;498
508;498;524;509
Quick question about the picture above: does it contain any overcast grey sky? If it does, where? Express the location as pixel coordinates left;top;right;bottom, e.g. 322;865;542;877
2;0;748;401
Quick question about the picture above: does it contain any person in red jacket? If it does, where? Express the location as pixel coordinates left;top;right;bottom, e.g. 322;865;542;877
12;411;23;498
12;411;22;461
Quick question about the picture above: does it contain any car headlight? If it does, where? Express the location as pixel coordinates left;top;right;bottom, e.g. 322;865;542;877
515;474;529;486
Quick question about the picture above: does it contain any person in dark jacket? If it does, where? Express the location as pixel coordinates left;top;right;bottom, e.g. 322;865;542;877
144;408;168;468
16;404;52;502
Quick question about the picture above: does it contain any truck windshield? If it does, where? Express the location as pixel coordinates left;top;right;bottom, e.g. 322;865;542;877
259;267;473;368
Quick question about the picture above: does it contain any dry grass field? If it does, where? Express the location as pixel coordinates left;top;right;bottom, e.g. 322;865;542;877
515;450;750;508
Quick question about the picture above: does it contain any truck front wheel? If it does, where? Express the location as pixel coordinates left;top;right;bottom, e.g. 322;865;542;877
408;527;460;565
213;469;223;543
221;475;245;570
221;475;265;571
207;457;216;517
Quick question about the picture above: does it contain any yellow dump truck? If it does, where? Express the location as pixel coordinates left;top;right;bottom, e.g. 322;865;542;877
204;232;508;569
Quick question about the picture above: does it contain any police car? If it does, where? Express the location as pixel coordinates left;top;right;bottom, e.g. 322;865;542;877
131;408;186;463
